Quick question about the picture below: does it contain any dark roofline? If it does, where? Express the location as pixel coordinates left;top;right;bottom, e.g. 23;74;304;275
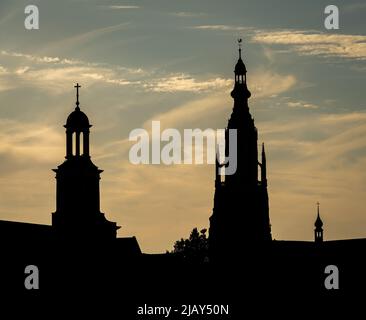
0;219;51;228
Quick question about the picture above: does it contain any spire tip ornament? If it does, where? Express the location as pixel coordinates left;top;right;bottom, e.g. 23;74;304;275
74;83;81;110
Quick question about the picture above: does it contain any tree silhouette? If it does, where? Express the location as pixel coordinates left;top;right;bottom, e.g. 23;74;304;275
170;228;209;262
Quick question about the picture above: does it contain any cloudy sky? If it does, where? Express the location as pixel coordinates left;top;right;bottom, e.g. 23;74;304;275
0;0;365;252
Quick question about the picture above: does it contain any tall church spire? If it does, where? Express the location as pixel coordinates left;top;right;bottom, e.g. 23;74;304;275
209;43;271;261
227;39;257;186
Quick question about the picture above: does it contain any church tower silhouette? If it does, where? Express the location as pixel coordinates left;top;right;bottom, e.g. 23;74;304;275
209;42;272;259
52;84;120;241
314;202;324;243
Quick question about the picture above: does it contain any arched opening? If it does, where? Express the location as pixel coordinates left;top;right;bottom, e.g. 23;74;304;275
72;132;77;156
80;132;84;156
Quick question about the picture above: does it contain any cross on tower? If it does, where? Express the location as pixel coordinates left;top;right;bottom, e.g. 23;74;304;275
74;83;81;107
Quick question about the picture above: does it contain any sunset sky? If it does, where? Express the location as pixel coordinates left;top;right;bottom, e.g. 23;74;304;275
0;0;365;252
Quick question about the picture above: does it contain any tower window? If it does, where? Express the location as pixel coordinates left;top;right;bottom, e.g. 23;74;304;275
72;132;77;156
80;132;84;156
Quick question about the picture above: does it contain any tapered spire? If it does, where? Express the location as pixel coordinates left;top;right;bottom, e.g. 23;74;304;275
314;202;324;243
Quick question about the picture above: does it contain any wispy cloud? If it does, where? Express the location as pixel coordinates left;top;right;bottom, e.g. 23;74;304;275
0;51;144;93
0;65;12;91
261;111;366;165
191;25;366;60
321;112;366;124
0;119;63;166
1;49;297;96
252;30;366;60
143;70;295;95
44;23;130;52
142;94;227;129
250;71;297;99
1;50;78;65
172;12;206;18
0;51;237;94
0;66;8;74
144;74;231;93
192;25;252;31
287;100;318;109
13;66;139;93
107;5;140;10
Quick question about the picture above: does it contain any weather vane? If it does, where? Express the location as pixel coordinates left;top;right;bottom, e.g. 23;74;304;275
238;38;243;58
238;38;242;48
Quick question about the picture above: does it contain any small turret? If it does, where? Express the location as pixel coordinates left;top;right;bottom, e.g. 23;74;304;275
314;202;324;243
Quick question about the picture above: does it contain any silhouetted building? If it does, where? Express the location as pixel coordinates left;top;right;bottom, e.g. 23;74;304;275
52;84;119;241
314;202;324;243
0;84;140;255
1;47;366;302
0;220;52;245
209;43;271;259
207;42;366;277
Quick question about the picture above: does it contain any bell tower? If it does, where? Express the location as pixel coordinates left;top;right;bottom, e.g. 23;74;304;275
52;84;119;241
209;41;272;260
